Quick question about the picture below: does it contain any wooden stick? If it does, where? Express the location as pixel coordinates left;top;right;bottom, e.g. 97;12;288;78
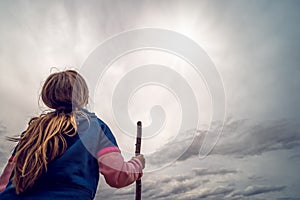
135;121;142;200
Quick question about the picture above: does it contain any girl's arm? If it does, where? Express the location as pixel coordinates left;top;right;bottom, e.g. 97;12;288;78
0;157;14;192
98;148;144;188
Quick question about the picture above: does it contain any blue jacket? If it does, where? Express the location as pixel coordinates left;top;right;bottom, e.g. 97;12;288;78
0;110;118;200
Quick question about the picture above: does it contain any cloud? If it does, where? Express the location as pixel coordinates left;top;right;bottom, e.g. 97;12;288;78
140;173;205;199
95;166;240;200
193;186;235;199
247;175;264;181
95;170;212;200
95;170;290;200
213;119;300;158
146;128;203;167
288;153;300;161
147;118;300;167
192;168;238;176
230;185;286;198
166;186;235;200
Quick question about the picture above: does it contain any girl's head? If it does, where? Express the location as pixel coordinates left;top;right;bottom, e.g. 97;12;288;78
41;70;89;112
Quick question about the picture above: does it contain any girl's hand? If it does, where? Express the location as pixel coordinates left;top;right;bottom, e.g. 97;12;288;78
134;154;145;169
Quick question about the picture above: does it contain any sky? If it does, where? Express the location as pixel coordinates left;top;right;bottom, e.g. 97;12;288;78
0;0;300;199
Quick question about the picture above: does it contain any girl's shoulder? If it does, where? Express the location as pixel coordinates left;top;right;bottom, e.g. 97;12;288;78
75;109;118;147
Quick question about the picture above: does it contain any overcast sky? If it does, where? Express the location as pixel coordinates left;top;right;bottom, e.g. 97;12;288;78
0;0;300;199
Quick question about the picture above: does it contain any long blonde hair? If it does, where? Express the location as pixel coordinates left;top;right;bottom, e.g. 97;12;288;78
9;70;89;194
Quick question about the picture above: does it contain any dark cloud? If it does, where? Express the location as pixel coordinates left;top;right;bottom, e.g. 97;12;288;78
213;119;300;158
95;171;213;200
230;185;286;197
147;118;300;166
248;175;264;181
95;167;265;200
142;173;204;199
146;128;202;167
192;168;238;176
166;186;235;200
288;153;300;161
195;186;235;199
96;174;289;200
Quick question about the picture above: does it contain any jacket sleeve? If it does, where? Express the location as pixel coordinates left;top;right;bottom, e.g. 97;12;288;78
97;148;143;188
0;157;14;192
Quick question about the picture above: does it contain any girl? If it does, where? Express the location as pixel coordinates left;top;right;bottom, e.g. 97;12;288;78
0;70;145;199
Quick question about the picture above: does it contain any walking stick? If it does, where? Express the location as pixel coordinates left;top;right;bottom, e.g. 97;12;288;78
135;121;142;200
